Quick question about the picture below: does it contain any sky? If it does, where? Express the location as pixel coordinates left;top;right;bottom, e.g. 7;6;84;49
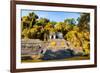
21;9;81;23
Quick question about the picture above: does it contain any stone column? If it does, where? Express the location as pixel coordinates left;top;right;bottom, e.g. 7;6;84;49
50;35;52;39
53;35;56;39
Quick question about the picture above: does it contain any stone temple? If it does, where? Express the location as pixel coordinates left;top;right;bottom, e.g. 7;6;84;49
44;32;71;52
21;32;84;60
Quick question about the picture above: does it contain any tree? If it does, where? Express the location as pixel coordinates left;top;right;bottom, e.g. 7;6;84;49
21;12;38;31
35;18;49;27
77;13;90;31
43;23;54;41
55;22;63;32
21;28;30;39
21;16;30;30
28;12;38;28
64;18;76;25
50;21;57;26
64;18;76;32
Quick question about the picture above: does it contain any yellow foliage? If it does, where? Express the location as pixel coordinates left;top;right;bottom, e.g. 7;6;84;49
50;41;56;46
83;32;90;40
30;27;37;33
61;41;65;46
22;28;30;39
55;23;62;31
83;40;90;49
64;30;90;51
83;48;90;55
73;26;79;31
22;16;28;22
44;23;55;32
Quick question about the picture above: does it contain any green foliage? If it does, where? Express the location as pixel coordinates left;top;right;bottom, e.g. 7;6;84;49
35;18;49;26
50;21;57;25
64;18;76;24
77;13;90;31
